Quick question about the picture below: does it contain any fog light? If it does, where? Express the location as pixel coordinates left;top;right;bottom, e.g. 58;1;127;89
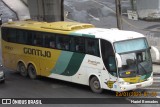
120;87;126;90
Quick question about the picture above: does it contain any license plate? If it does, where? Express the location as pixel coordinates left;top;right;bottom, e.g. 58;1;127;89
136;84;142;88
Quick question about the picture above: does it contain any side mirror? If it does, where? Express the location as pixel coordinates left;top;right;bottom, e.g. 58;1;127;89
151;46;160;60
116;53;122;68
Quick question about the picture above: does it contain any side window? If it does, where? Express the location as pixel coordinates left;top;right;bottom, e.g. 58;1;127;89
26;31;33;45
16;30;27;44
1;27;8;41
56;35;70;51
8;29;16;43
85;38;100;57
33;32;44;47
74;37;85;53
44;33;56;48
101;39;117;77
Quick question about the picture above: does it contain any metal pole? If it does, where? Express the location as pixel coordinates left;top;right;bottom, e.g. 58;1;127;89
130;0;134;10
0;14;2;25
115;0;122;30
61;0;64;21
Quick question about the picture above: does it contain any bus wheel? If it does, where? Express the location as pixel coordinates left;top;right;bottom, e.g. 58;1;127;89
89;76;102;93
18;63;27;77
28;64;37;79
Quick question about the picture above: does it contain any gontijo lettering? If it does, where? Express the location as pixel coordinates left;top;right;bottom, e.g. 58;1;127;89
23;48;51;58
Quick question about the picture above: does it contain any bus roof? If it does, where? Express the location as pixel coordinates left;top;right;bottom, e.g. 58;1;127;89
2;21;145;42
75;28;145;43
2;20;95;34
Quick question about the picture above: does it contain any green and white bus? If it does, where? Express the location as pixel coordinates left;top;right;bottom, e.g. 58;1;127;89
1;21;159;92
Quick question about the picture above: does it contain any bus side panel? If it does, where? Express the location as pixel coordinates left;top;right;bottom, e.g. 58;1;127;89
22;46;61;76
71;54;116;91
2;41;17;70
1;41;60;76
49;52;85;82
71;55;108;87
40;49;61;77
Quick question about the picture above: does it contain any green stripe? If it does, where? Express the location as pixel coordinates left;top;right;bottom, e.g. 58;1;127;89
61;53;85;76
51;51;73;74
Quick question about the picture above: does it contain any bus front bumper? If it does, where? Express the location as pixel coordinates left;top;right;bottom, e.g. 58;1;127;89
117;78;153;92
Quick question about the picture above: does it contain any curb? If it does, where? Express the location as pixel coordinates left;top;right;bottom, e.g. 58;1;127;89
153;62;160;65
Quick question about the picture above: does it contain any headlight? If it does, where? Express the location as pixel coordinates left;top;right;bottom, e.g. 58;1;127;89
0;71;4;76
120;87;126;90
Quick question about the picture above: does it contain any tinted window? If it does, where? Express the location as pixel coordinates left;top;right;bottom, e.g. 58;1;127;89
56;35;70;50
70;37;85;53
16;30;27;44
26;31;33;45
44;33;56;48
101;39;117;77
86;38;100;57
1;27;8;41
33;32;44;47
8;29;16;43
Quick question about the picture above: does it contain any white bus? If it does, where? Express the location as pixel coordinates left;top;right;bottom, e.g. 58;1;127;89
1;21;159;92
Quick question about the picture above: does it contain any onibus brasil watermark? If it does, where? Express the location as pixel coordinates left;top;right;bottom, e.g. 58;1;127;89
2;99;42;105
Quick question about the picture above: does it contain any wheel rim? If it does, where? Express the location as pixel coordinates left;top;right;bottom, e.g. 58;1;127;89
93;80;100;89
28;65;36;78
19;64;27;76
29;67;34;74
20;66;26;74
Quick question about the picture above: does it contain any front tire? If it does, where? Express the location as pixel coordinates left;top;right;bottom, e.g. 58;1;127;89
28;64;37;79
18;62;27;77
89;76;103;93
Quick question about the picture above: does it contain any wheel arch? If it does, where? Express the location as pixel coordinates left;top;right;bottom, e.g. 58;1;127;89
88;73;102;88
17;60;27;70
27;61;39;75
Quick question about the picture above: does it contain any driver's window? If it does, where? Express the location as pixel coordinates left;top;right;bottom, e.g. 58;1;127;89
101;39;117;77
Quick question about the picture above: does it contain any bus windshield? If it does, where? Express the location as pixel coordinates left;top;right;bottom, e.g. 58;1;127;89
114;38;152;78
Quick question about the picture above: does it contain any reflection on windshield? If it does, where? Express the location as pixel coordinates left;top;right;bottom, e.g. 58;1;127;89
119;50;152;78
114;38;148;53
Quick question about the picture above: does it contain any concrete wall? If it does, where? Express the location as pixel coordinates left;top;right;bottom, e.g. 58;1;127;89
136;0;160;19
28;0;64;22
0;0;18;22
137;0;159;10
2;0;30;20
